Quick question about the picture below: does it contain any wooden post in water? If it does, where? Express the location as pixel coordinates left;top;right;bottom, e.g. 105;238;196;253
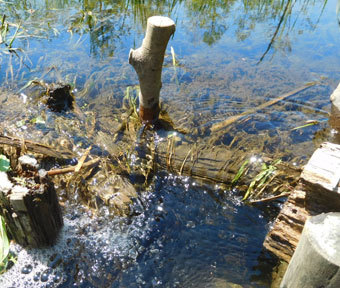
129;16;175;123
280;212;340;288
0;156;63;247
330;83;340;143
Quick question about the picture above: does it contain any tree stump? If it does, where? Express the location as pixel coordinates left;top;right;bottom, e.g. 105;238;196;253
0;156;63;247
280;212;340;288
129;16;176;123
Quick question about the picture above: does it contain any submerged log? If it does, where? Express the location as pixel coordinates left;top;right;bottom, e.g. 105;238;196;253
0;134;75;159
0;156;63;247
263;142;340;263
129;16;175;122
281;212;340;288
156;140;238;183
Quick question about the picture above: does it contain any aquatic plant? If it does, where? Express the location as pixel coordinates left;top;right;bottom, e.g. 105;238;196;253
231;159;249;186
124;85;139;119
243;159;282;201
291;120;321;131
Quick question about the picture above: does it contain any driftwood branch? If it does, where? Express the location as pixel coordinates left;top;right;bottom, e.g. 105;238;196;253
210;82;317;133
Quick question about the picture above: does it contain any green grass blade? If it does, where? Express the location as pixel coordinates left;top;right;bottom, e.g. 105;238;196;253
8;22;21;48
231;159;249;186
170;46;176;68
291;120;319;131
0;215;9;264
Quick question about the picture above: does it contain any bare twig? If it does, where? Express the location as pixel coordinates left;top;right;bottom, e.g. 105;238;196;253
74;146;92;173
249;192;290;204
47;158;100;176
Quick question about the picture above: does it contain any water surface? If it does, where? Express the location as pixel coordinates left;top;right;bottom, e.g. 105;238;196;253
0;0;340;287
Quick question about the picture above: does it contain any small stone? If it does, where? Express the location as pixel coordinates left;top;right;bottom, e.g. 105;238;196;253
18;155;39;170
0;172;13;194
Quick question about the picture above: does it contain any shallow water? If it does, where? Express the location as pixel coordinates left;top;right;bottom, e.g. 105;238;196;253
1;0;340;287
0;174;276;287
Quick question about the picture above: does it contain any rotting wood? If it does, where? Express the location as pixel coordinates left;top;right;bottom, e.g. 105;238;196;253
210;82;317;133
129;16;176;122
263;142;340;265
0;134;74;159
263;188;310;263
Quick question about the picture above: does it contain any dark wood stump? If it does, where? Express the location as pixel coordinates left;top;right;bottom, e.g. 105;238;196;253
0;165;63;247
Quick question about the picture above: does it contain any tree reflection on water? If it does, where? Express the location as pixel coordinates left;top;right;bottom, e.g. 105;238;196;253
0;0;328;61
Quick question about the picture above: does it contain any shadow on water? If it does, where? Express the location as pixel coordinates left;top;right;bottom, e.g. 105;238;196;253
0;0;340;287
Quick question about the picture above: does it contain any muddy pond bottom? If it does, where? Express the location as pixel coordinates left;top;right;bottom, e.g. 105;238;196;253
0;173;276;288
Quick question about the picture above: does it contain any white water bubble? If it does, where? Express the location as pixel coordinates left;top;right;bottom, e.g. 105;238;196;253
20;93;27;104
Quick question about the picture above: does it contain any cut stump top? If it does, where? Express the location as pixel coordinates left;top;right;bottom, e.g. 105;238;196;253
148;16;175;28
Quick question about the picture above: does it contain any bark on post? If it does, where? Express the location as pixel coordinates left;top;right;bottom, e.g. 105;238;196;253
280;213;340;288
330;83;340;144
129;16;176;123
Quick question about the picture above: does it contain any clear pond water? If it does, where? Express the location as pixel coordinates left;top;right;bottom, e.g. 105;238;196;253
0;0;340;287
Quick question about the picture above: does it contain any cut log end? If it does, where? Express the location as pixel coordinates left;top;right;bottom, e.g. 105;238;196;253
148;16;175;28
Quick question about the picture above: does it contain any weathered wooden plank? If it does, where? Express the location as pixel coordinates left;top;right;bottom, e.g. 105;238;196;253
263;142;340;264
263;189;309;262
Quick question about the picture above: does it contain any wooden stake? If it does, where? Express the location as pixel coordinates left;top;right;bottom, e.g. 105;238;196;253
129;16;176;123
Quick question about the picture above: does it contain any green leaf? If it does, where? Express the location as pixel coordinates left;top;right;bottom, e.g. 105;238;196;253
0;155;10;172
0;216;9;265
